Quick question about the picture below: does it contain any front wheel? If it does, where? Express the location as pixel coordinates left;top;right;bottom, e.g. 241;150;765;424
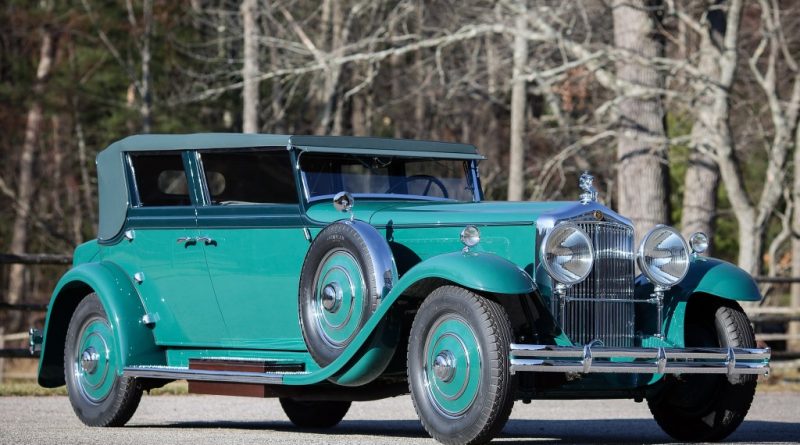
408;286;515;445
64;293;143;426
647;298;757;441
279;398;351;428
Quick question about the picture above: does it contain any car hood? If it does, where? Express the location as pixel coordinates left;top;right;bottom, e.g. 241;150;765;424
368;201;579;226
305;199;584;226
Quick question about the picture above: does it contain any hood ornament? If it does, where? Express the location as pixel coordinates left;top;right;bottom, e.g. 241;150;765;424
579;171;598;205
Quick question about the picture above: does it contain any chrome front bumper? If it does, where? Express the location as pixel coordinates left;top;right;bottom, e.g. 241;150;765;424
510;343;770;375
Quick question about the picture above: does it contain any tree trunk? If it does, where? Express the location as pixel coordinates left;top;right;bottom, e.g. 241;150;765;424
680;6;727;247
140;0;153;133
6;29;57;329
790;119;800;351
240;0;259;133
507;3;528;201
612;0;670;244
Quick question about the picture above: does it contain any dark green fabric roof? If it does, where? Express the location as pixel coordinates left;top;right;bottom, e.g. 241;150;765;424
96;133;483;241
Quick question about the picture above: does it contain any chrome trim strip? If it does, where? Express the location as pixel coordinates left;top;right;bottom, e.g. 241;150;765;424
508;343;771;375
510;344;771;360
123;366;292;384
339;220;399;305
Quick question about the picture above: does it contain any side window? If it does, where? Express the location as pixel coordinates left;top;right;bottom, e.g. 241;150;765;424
199;150;298;205
129;153;192;206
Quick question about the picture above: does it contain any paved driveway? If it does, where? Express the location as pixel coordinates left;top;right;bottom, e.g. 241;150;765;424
1;392;798;444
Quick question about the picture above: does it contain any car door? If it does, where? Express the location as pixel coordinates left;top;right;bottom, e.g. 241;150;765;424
121;151;228;346
193;149;309;349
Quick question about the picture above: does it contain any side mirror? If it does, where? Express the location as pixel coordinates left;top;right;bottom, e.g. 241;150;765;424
333;191;354;214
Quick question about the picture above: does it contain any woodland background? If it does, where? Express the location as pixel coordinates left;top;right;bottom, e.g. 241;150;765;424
1;0;799;341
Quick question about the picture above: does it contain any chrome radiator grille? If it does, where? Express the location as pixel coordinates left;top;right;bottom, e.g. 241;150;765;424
563;221;635;347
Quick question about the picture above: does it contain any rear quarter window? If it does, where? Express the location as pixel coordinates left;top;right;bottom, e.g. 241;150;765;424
129;153;191;206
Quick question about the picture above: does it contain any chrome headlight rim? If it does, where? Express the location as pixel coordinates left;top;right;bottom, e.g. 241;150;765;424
541;222;595;286
637;225;690;288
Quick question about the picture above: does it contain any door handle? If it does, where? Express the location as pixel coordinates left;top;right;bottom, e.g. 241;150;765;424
196;236;216;245
176;236;194;244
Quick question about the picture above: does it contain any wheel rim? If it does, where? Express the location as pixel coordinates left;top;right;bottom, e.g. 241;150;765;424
73;316;115;404
422;314;482;418
311;249;368;348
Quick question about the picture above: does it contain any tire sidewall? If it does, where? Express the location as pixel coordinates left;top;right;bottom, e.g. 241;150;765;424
64;294;126;425
299;223;380;366
647;299;757;441
408;288;509;441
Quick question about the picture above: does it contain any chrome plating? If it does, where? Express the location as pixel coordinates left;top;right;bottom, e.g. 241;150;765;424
579;171;598;204
509;343;771;375
81;347;100;374
422;315;478;419
338;220;399;307
540;222;594;286
321;282;343;313
433;350;456;383
637;225;690;288
537;207;637;348
312;249;362;348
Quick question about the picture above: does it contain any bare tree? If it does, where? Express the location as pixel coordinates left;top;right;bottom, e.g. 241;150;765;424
507;1;528;201
241;0;259;133
81;0;154;133
613;0;671;241
679;3;728;246
792;116;800;350
6;27;58;328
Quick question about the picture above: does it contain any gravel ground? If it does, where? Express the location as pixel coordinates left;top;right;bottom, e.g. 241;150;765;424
1;392;798;444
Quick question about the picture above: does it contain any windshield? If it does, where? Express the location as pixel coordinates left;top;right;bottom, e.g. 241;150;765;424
299;153;478;202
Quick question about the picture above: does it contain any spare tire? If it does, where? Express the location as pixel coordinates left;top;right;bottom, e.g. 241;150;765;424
299;220;397;366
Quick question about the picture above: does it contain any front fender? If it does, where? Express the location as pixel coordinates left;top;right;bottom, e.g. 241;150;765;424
674;257;761;302
397;251;536;295
38;261;165;387
634;257;761;348
284;251;534;385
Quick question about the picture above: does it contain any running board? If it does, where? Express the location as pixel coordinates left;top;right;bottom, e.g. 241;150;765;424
124;366;294;384
510;343;770;375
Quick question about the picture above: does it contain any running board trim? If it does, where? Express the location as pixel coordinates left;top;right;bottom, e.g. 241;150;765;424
123;366;308;384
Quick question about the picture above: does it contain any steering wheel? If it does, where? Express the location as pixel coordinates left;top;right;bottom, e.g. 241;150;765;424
385;174;449;198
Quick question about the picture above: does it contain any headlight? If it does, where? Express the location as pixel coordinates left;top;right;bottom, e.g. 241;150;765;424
637;225;690;288
689;231;709;254
542;223;594;285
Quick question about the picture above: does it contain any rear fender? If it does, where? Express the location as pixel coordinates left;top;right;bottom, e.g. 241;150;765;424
38;261;164;387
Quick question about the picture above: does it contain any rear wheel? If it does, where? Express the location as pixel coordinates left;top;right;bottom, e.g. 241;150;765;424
279;398;351;428
408;286;515;445
647;298;757;441
64;293;142;426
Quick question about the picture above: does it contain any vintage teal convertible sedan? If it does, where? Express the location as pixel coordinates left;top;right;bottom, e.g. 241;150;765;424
32;134;770;444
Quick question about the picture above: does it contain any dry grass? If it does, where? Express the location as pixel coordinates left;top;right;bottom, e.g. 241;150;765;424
759;364;800;392
0;380;188;397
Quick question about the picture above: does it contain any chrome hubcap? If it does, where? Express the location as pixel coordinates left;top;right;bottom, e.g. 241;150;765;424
433;350;456;382
321;282;343;313
81;347;99;374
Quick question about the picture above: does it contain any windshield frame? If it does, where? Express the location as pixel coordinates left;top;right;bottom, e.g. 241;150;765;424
295;150;483;204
